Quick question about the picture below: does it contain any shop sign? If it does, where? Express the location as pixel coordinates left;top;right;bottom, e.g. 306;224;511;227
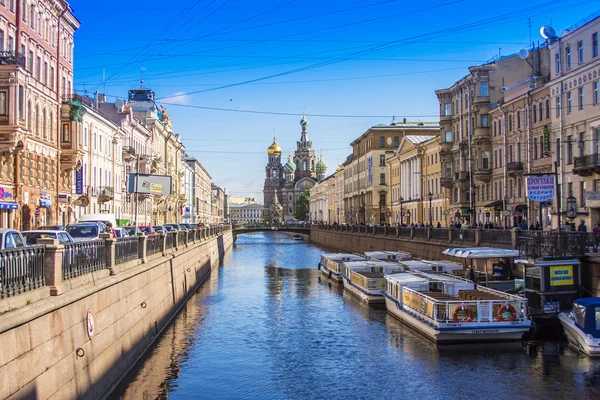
87;309;95;339
0;188;13;199
500;211;511;216
549;265;574;286
542;125;551;157
76;168;84;194
526;176;555;202
58;194;69;204
566;196;577;219
73;195;90;207
513;211;522;217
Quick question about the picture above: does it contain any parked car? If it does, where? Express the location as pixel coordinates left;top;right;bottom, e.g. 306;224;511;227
37;225;64;231
0;229;27;250
152;225;167;233
114;228;128;238
164;223;183;231
138;225;156;235
78;213;117;229
123;226;142;236
22;230;74;245
179;223;191;229
66;223;103;242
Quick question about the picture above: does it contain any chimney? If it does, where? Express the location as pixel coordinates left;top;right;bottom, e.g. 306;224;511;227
98;93;107;103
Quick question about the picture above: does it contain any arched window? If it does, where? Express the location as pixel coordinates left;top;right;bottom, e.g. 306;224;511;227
533;105;537;122
539;102;543;121
42;108;47;139
303;160;307;171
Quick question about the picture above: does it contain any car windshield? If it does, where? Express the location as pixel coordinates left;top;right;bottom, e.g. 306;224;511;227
139;227;152;234
124;227;137;235
67;226;99;238
23;232;56;245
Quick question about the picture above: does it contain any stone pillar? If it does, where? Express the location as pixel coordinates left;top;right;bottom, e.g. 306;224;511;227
448;227;453;243
427;226;432;241
396;225;399;238
138;232;147;264
511;228;520;249
99;233;117;275
160;232;167;256
183;229;190;247
173;231;180;251
475;228;481;246
37;238;64;296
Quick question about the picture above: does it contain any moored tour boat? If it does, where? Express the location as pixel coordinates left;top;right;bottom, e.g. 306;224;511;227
365;251;412;262
383;271;531;343
558;298;600;356
340;261;404;304
399;260;464;274
318;253;366;282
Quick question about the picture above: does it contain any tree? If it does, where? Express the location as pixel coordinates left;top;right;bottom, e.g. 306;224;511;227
294;190;310;220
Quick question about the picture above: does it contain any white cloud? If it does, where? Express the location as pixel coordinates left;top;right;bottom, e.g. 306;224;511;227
167;92;192;105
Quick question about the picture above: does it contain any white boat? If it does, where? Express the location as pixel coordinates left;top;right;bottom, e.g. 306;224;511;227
339;261;404;304
399;260;464;274
558;298;600;356
318;253;366;282
291;234;304;241
365;251;412;262
384;271;531;343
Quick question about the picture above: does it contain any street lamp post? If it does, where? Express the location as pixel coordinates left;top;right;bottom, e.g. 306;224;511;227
427;192;433;226
399;196;404;226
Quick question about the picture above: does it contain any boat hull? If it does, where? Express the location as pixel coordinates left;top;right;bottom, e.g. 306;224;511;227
342;278;385;305
558;313;600;356
384;296;530;343
318;263;343;282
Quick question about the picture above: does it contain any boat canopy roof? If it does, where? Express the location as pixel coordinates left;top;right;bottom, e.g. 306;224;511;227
321;253;366;262
365;251;411;260
442;247;520;259
415;271;468;283
386;273;429;285
573;298;600;338
574;298;600;307
343;261;400;268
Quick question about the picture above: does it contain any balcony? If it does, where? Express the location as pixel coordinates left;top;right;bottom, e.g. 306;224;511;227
573;154;600;176
440;177;453;189
98;187;114;204
122;146;136;162
455;171;470;181
440;141;453;151
0;51;26;68
440;114;453;122
473;169;491;182
0;131;25;154
507;161;524;175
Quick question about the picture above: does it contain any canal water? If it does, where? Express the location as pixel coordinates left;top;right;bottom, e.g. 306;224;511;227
109;232;600;400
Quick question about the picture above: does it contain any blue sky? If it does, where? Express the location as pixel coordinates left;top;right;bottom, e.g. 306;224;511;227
70;0;600;202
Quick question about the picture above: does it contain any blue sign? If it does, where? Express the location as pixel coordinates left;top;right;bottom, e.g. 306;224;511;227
0;201;18;210
76;167;84;194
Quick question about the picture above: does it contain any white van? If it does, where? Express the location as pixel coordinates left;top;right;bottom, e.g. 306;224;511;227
78;214;117;228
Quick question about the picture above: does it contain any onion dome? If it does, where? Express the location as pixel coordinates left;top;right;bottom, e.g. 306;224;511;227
300;114;308;126
283;155;296;173
316;154;327;173
267;137;282;154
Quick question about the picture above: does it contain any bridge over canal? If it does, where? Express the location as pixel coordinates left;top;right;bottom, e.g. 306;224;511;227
232;224;311;237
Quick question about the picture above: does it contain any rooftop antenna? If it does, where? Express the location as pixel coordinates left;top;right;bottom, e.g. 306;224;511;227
102;69;106;95
528;18;532;46
139;67;146;88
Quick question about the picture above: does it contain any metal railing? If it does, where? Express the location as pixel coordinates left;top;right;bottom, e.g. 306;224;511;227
518;231;586;258
165;232;175;250
177;231;186;247
399;227;411;236
188;229;195;242
480;229;512;245
430;228;449;241
115;236;139;265
451;228;476;243
0;246;45;299
62;240;107;280
0;50;26;68
146;234;162;256
413;227;428;239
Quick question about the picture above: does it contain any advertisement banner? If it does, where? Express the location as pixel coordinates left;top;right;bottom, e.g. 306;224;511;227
76;168;84;195
543;125;551;157
526;175;555;202
550;265;574;286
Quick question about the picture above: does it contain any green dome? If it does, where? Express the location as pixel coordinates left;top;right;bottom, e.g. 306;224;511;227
300;114;308;126
283;155;296;173
316;155;327;173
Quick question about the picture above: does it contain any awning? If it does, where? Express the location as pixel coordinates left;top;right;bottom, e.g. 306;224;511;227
484;200;504;209
442;247;520;259
0;201;18;210
514;204;528;211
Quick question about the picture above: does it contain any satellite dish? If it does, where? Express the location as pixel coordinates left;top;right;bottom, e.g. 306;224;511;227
540;25;557;40
115;98;124;109
519;49;529;59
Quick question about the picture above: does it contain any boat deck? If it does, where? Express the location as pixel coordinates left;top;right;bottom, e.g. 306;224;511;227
419;291;459;301
354;271;385;279
458;290;508;301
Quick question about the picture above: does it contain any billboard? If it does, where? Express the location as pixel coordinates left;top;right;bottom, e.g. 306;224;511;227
526;175;555;202
128;174;172;195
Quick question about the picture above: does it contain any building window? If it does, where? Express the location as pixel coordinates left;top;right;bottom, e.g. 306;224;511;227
516;111;521;129
533;137;538;159
380;173;385;185
481;114;488;128
36;56;41;80
539;102;543;121
379;154;385;166
62;123;70;143
0;92;5;116
556;96;561;117
393;136;399;147
50;67;54;90
379;193;386;206
480;82;489;97
28;50;33;73
444;103;452;116
509;145;514;163
21;0;25;21
594;33;599;58
581;181;586;207
546;99;550;118
578;41;584;64
482;151;490;170
445;131;453;143
566;46;571;69
579;87;584;110
379;136;385;147
555;52;561;74
594;81;598;105
493;120;497;136
533;105;537;122
579;132;585;157
567;91;572;114
568;182;573;197
566;136;573;164
508;114;512;131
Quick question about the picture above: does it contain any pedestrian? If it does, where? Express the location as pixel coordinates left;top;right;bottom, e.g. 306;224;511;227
519;219;528;230
593;222;600;249
468;265;476;282
104;222;116;238
578;219;587;232
436;222;442;228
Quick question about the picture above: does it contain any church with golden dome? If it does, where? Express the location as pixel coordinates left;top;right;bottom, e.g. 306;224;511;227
263;114;327;223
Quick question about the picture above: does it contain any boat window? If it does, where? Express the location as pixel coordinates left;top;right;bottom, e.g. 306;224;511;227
596;308;600;331
573;303;586;328
525;266;541;292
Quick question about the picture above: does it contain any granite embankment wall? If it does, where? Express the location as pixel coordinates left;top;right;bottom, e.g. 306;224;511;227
0;231;233;400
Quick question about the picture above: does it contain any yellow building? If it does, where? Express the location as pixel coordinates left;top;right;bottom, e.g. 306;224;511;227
343;121;439;225
388;135;448;227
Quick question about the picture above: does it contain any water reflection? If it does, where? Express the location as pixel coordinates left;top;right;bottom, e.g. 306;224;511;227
110;232;600;400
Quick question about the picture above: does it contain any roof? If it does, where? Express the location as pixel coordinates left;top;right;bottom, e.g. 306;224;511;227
574;298;600;307
371;122;439;130
405;135;435;145
442;247;520;259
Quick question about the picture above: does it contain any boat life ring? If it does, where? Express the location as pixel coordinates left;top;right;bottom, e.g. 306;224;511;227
452;305;473;322
497;304;517;321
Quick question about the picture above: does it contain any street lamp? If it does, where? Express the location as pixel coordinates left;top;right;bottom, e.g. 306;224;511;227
399;196;404;226
427;192;433;226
